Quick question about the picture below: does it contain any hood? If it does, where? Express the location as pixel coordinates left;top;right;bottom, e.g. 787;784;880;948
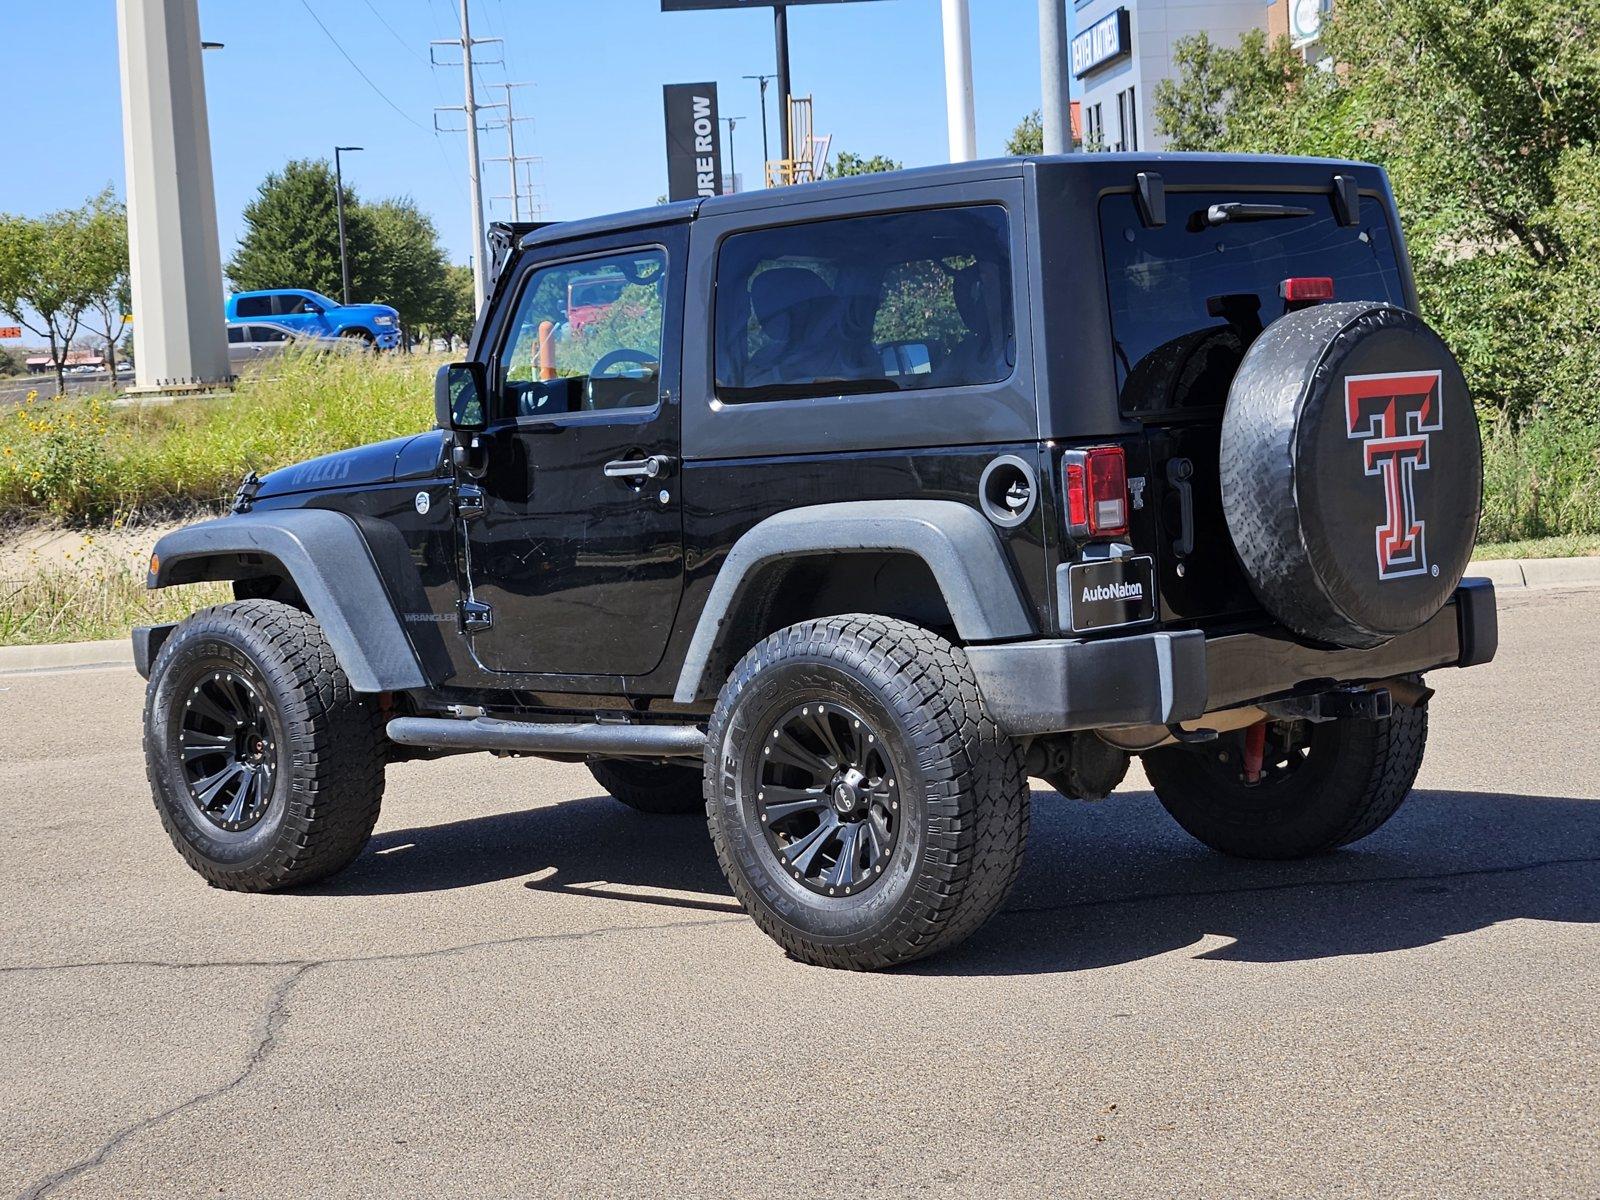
255;433;427;499
337;302;400;320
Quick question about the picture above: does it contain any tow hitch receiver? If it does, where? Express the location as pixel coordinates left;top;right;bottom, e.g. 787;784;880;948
1265;686;1395;723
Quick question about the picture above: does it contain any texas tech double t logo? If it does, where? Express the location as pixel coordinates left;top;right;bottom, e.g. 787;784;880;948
1344;371;1443;581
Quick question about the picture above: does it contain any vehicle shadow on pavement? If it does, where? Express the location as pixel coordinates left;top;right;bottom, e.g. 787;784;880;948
915;787;1600;977
321;795;741;912
319;787;1600;975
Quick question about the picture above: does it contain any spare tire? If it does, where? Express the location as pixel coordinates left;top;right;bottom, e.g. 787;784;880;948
1221;302;1481;649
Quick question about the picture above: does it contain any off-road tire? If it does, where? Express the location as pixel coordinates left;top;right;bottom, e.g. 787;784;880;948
1143;705;1427;860
705;615;1029;970
143;599;386;891
587;759;705;815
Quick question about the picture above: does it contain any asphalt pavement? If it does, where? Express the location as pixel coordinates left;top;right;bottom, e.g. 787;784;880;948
2;584;1597;1199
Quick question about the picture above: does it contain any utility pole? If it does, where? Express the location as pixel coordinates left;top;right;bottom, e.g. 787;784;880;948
333;145;362;305
722;117;746;193
116;0;230;394
485;82;536;222
774;6;793;163
941;0;977;162
742;73;774;177
1039;0;1070;154
431;2;501;310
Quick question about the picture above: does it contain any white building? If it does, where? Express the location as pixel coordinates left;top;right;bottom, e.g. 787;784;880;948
1069;0;1324;152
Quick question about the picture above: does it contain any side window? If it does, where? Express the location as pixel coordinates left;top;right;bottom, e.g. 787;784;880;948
227;326;245;344
274;294;312;317
252;325;289;343
714;205;1014;403
235;296;272;319
496;248;667;417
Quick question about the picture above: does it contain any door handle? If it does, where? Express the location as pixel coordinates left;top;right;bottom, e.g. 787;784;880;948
1166;457;1195;559
603;454;671;481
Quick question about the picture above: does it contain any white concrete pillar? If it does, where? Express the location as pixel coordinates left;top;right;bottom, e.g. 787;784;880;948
941;0;978;163
117;0;231;392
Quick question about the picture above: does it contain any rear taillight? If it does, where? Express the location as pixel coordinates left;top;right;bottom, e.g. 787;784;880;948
1062;446;1129;540
1280;276;1335;304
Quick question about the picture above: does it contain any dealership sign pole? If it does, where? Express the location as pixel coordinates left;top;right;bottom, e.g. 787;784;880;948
659;0;951;170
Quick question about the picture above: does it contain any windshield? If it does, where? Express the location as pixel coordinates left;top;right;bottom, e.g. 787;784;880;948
1100;190;1405;416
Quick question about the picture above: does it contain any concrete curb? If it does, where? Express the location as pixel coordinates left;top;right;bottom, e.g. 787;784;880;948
0;638;132;675
1;556;1597;674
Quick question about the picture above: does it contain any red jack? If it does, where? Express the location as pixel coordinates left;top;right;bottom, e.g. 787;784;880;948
1243;721;1267;784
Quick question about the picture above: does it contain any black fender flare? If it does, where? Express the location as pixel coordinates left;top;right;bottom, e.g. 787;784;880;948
671;500;1037;703
147;510;428;693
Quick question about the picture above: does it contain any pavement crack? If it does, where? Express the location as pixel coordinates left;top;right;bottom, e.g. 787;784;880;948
1006;853;1600;917
15;962;314;1200
0;913;740;977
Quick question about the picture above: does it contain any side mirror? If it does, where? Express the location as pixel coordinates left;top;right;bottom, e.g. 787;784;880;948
435;362;487;433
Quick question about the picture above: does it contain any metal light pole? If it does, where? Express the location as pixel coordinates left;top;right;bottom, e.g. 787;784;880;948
461;0;487;309
333;146;362;305
116;0;231;394
742;73;774;178
941;0;977;162
774;6;793;163
1039;0;1070;154
722;117;746;193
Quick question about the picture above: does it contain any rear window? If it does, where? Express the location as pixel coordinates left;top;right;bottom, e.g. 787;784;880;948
1100;191;1405;416
714;205;1015;403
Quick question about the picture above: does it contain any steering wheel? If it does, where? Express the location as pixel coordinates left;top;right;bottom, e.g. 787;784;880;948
591;347;659;378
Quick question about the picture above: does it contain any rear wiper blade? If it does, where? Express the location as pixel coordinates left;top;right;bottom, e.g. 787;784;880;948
1202;202;1314;226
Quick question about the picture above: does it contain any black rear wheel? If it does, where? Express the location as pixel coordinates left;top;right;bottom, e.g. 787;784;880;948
587;758;705;815
706;615;1029;970
1143;705;1427;860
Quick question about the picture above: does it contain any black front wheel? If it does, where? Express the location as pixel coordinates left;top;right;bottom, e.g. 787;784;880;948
143;600;386;891
1143;705;1427;860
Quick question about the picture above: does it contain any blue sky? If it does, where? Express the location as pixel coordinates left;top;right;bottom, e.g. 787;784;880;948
3;0;1061;272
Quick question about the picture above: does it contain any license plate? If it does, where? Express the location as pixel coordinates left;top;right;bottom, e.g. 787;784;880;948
1067;555;1156;633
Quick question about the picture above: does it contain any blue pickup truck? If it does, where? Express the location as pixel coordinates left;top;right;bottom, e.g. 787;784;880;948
225;289;400;351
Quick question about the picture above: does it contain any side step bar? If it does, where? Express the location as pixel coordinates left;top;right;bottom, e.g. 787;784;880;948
386;715;706;759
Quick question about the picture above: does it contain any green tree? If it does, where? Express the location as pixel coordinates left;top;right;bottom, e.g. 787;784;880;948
365;198;449;350
227;159;374;300
825;151;902;179
1006;110;1043;156
80;190;131;383
1151;0;1600;427
0;200;104;395
421;264;477;350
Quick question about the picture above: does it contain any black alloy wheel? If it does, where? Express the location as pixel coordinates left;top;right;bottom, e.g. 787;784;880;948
754;700;901;898
177;667;279;833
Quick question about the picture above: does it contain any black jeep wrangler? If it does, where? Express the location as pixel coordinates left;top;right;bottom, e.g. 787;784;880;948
137;155;1497;970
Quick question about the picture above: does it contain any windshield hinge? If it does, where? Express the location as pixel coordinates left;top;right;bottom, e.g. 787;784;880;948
459;600;494;633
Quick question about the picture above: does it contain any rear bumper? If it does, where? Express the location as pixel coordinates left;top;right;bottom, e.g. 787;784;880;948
967;578;1497;736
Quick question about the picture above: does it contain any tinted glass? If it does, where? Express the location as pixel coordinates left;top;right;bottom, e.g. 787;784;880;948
1100;191;1405;415
234;296;271;318
275;294;314;316
497;248;667;417
227;326;245;344
252;325;289;343
715;205;1014;403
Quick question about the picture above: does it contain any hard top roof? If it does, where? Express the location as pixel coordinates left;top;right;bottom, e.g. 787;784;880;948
517;152;1385;251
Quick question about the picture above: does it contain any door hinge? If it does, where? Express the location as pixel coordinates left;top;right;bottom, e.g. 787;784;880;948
455;483;486;520
459;600;494;633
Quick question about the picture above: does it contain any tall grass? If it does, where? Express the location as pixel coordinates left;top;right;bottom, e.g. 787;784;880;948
0;548;229;645
1479;407;1600;543
0;350;436;524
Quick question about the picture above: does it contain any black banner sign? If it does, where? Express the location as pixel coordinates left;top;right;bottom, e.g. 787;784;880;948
663;82;724;202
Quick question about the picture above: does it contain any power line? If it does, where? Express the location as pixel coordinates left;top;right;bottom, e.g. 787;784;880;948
298;0;428;131
359;0;429;66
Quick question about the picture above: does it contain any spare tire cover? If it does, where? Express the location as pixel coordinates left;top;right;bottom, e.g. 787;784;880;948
1221;302;1481;649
